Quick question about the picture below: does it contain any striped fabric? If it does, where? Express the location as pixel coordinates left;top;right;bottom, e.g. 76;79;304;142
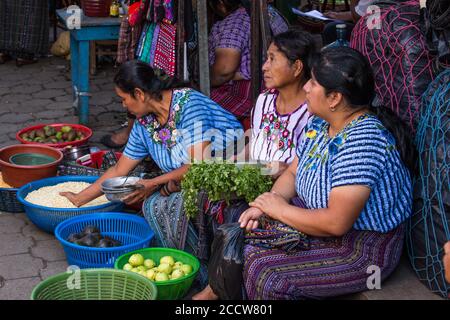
244;224;405;299
250;90;310;164
296;115;412;233
210;80;252;118
0;0;49;60
123;88;243;172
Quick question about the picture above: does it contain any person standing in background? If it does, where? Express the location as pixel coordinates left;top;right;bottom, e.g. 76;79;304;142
0;0;49;66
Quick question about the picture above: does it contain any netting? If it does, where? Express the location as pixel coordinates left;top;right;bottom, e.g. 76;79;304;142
351;0;435;132
422;0;450;71
406;69;450;299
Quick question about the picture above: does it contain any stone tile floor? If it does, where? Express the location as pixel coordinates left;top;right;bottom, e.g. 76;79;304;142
0;56;446;300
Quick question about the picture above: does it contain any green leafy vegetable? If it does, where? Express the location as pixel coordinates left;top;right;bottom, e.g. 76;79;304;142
181;160;273;219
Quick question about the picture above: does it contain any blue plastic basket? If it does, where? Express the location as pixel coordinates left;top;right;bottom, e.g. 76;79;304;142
16;176;124;233
55;212;155;268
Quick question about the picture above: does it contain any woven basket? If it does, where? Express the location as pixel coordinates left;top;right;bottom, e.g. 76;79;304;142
0;188;24;213
31;268;158;300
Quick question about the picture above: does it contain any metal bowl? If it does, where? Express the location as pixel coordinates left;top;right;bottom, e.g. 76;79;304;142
63;145;91;162
101;176;144;202
101;176;141;190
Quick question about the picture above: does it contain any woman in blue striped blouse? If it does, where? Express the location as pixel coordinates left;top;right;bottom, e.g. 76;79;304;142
196;47;417;300
61;60;243;208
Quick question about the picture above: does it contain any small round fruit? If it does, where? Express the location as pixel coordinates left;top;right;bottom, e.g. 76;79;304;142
137;266;147;272
159;256;175;266
138;270;147;277
155;272;169;282
144;259;156;269
128;254;144;267
123;263;133;271
131;268;140;273
173;261;183;270
146;269;156;281
157;263;172;275
171;269;185;280
181;264;193;275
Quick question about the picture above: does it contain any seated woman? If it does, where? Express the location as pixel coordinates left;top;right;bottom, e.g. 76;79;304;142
242;28;315;176
145;28;316;288
61;60;243;210
101;0;289;148
195;47;415;300
208;0;289;119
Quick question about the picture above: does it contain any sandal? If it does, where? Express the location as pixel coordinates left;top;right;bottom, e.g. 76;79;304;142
16;58;38;67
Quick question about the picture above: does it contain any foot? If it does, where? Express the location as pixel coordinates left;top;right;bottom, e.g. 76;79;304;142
100;127;130;149
16;58;38;67
192;285;219;300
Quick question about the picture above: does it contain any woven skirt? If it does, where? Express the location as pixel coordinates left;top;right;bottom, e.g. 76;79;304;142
210;80;252;119
243;224;405;299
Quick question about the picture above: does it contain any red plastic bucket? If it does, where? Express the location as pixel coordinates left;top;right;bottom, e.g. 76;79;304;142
81;0;113;17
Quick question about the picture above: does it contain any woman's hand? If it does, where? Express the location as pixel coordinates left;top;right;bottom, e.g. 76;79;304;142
324;11;352;21
249;192;289;220
59;192;85;208
238;207;265;232
121;179;160;205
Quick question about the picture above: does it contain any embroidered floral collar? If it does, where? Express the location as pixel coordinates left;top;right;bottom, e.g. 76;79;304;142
137;88;191;149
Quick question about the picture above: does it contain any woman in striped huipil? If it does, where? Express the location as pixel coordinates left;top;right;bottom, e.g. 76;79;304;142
196;47;416;300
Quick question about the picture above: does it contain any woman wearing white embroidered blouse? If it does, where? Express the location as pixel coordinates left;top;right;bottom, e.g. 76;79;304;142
237;28;316;178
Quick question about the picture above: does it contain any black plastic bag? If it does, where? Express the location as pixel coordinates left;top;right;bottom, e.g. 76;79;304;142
208;223;245;300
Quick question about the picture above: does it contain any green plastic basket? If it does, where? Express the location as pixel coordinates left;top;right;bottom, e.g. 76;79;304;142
115;248;200;300
31;268;158;300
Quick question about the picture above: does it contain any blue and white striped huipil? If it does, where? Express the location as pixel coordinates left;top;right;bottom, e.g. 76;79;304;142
124;88;244;172
295;115;412;233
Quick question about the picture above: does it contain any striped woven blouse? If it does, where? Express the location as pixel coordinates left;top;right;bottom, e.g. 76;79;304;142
295;115;412;233
250;90;310;163
123;88;243;172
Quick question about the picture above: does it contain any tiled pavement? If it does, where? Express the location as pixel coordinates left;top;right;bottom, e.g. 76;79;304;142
0;56;445;300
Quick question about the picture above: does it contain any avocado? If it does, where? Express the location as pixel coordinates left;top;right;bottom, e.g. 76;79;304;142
35;129;45;139
67;131;76;141
67;233;83;243
28;130;36;140
61;126;73;133
82;225;100;235
77;233;101;247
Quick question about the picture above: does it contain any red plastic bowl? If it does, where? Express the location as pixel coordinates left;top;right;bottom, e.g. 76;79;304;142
16;124;93;149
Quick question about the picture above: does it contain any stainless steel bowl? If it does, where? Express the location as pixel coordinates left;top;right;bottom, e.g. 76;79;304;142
101;176;141;190
63;145;91;162
101;176;144;202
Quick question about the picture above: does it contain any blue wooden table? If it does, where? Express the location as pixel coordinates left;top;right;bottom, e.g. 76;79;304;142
56;9;121;125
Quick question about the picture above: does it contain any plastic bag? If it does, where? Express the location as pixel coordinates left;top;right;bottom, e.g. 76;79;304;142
208;223;245;300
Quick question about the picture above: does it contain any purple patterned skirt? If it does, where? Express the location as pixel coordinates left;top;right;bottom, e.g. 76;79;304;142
243;224;405;299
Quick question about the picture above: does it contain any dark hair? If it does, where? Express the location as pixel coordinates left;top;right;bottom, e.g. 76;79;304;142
114;60;183;101
312;47;417;174
207;0;242;14
271;28;317;85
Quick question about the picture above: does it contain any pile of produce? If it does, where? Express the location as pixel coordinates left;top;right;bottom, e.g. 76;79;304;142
181;161;273;219
0;173;13;188
25;182;109;208
20;125;85;144
67;225;122;248
122;254;193;282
